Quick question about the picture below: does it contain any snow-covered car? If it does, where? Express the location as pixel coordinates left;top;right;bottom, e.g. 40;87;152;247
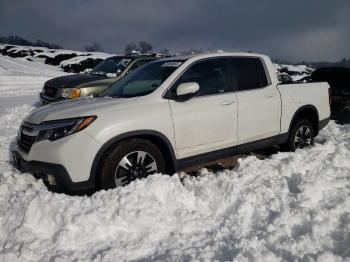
277;73;293;84
1;44;15;55
40;55;158;104
44;50;81;65
60;52;113;73
7;47;34;58
13;53;331;195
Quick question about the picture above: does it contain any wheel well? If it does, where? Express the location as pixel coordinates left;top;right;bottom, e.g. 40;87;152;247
135;134;176;174
91;133;176;185
292;106;319;135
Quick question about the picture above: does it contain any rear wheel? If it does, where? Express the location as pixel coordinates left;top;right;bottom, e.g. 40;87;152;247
98;138;166;190
283;118;314;152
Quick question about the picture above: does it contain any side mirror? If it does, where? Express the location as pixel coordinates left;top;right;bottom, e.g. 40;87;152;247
176;82;200;101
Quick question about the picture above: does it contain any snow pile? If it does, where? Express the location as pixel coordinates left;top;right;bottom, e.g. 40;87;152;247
0;55;349;261
0;56;67;98
0;119;349;261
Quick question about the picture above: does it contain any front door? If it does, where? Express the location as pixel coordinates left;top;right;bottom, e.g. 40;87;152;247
168;58;238;159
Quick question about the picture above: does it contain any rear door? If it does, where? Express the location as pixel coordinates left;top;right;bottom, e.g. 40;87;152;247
232;58;281;144
168;58;238;159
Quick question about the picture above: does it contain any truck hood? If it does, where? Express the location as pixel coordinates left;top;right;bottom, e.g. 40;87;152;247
24;97;137;124
77;76;121;88
45;74;106;89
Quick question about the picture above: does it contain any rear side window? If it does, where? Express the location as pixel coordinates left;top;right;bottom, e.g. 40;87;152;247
174;58;231;96
231;58;269;91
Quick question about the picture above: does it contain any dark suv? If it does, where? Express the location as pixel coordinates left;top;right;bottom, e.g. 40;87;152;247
40;55;159;104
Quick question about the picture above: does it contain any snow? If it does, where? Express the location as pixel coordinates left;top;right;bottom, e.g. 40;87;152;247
0;55;349;261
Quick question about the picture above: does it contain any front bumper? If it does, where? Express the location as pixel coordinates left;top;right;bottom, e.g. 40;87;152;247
12;150;95;195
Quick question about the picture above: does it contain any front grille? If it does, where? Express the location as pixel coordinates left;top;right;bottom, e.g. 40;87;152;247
43;84;58;98
18;123;38;153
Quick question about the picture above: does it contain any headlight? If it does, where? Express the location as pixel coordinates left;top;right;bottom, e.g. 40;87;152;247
37;116;96;141
60;88;81;99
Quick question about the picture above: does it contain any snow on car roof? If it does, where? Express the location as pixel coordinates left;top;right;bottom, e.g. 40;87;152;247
2;45;49;53
34;49;84;58
59;52;115;67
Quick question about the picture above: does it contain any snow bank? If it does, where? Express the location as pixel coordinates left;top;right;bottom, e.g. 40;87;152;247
0;119;349;261
0;56;67;98
0;55;349;261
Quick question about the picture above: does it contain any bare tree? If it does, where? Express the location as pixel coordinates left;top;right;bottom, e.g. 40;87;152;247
124;42;139;54
138;41;153;53
85;43;103;52
160;48;170;55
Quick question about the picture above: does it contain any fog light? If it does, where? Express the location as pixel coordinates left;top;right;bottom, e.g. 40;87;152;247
47;174;57;186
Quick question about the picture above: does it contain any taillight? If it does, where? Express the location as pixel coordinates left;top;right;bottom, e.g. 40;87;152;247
328;88;332;106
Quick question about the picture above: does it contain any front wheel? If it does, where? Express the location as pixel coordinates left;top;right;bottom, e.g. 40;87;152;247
283;118;314;152
98;138;166;190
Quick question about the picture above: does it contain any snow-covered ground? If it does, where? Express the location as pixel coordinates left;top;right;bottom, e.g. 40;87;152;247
0;55;349;261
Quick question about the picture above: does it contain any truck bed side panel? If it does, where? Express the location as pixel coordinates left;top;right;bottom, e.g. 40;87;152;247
277;82;330;134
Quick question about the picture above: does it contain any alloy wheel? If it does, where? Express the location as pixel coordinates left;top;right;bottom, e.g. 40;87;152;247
294;125;312;149
114;151;158;186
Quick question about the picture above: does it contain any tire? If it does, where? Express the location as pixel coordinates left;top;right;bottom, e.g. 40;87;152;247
98;138;166;190
283;118;315;152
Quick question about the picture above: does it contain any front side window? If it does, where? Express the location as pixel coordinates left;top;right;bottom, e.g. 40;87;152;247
231;58;269;91
99;60;184;98
91;57;132;76
173;58;231;97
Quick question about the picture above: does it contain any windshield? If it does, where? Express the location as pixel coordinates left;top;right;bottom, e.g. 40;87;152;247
91;57;132;76
99;60;184;98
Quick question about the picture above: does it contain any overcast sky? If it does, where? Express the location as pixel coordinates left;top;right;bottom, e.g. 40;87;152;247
0;0;349;62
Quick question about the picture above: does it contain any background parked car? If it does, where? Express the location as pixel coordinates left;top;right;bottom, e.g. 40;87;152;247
277;73;293;84
40;54;159;104
7;46;34;58
44;50;80;65
1;45;16;55
311;67;350;124
60;52;113;73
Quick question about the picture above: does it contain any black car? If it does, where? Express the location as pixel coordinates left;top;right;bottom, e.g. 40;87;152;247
311;67;350;124
61;56;105;73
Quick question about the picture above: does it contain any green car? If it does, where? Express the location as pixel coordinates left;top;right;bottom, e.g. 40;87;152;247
40;55;159;104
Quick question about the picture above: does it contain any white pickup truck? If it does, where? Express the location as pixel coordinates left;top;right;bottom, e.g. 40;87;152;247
13;53;331;195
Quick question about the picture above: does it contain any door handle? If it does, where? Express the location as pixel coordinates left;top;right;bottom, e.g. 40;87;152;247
264;93;275;98
221;100;235;105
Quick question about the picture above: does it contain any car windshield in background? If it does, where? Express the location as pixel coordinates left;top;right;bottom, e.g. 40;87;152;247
91;57;132;76
99;60;184;98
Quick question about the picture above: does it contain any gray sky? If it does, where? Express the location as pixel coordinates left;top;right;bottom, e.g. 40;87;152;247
0;0;349;62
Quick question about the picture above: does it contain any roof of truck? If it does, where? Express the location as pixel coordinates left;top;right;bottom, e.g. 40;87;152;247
160;52;267;62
